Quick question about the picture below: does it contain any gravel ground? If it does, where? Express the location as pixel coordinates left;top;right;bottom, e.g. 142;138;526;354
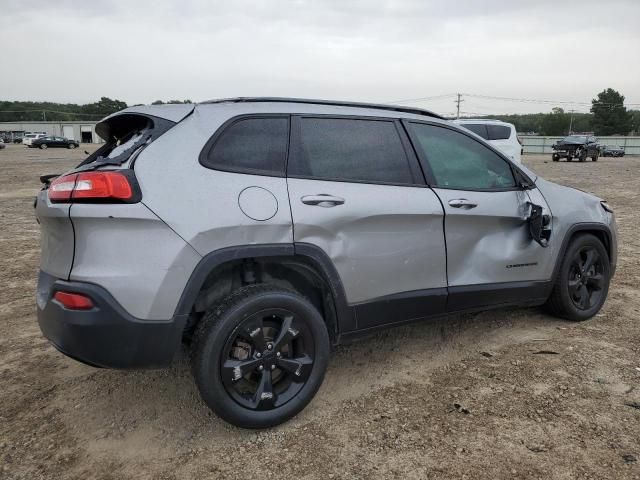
1;144;639;479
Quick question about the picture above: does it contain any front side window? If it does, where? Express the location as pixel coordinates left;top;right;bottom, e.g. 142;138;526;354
408;123;515;190
289;118;414;184
203;117;289;176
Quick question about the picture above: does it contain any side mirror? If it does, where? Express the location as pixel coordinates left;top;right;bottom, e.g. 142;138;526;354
527;202;551;247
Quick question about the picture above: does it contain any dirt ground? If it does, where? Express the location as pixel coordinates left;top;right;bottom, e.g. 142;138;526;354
1;143;639;480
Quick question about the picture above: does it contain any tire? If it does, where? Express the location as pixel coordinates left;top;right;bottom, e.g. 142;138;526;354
191;284;330;428
68;143;76;149
592;154;598;162
552;154;559;162
579;151;587;162
545;234;610;321
40;144;47;149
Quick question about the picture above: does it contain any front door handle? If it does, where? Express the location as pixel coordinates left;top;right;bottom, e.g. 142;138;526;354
301;194;345;207
448;198;477;209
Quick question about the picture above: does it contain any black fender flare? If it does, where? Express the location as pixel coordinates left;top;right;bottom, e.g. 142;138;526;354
172;243;355;334
550;222;615;285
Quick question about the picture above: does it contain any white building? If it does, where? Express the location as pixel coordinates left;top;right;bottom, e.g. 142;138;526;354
0;121;104;143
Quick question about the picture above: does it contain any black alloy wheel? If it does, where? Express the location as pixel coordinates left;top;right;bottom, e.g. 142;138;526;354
191;284;330;428
545;233;611;321
221;307;315;411
567;246;606;311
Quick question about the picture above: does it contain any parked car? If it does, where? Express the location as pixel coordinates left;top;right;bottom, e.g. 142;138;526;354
22;133;47;146
35;98;617;428
453;119;522;163
13;137;24;144
552;135;600;162
601;145;625;157
30;136;80;149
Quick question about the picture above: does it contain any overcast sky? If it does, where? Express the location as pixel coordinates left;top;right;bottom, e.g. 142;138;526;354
2;0;639;115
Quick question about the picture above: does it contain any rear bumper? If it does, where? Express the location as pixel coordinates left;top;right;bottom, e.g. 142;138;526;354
36;271;187;369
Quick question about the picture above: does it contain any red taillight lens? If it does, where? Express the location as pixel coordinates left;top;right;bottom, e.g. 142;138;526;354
53;291;94;310
48;173;78;202
48;171;137;203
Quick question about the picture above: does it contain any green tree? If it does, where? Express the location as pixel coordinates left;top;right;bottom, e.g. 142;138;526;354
539;107;569;135
590;88;632;135
629;110;640;135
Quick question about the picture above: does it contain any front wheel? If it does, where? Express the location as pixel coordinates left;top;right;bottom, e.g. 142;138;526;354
39;144;47;149
545;234;610;321
68;143;76;149
191;284;330;428
552;154;559;162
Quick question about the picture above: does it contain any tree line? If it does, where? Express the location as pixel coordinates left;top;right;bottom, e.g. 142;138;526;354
1;89;638;136
465;89;639;136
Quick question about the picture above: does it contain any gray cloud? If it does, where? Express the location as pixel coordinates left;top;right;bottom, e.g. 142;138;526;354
2;0;639;114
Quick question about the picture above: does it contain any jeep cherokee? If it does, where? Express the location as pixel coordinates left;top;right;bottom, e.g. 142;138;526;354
35;98;617;428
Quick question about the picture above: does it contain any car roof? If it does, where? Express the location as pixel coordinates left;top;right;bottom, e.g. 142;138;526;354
453;119;512;126
200;97;445;120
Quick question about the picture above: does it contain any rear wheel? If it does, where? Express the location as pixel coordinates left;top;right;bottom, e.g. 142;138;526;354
191;284;330;428
545;234;610;321
592;154;599;161
68;143;76;149
552;154;559;162
39;144;47;149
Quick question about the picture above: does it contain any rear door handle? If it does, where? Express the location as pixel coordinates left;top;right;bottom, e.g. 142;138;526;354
448;198;477;209
301;194;345;207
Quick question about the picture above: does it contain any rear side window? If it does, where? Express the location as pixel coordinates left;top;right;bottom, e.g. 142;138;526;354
289;118;414;185
487;124;511;140
459;123;489;140
408;123;515;190
202;117;289;176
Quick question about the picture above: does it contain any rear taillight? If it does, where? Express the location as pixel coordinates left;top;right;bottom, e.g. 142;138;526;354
517;136;523;145
53;291;94;310
48;170;139;203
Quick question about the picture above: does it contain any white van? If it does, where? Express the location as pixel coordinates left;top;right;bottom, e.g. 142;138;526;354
453;119;522;163
22;133;47;146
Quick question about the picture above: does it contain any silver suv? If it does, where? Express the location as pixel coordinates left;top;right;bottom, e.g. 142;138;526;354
35;98;617;428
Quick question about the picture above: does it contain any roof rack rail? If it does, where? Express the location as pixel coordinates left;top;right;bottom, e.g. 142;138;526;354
200;97;444;120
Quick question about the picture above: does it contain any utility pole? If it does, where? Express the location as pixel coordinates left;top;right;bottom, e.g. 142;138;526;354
455;93;463;119
42;110;46;121
568;109;575;134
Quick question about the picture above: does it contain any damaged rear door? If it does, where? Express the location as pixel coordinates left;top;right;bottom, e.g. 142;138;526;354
405;121;554;310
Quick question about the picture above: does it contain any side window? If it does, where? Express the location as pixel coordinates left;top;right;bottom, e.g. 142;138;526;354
408;123;516;190
460;123;489;140
487;124;511;140
289;118;414;184
202;117;289;176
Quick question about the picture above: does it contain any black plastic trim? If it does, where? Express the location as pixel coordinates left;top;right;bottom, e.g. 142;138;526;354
352;288;448;330
447;281;551;311
36;271;187;369
552;223;615;279
173;243;354;334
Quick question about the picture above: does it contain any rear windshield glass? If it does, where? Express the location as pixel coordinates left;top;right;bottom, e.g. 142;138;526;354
459;123;489;139
487;125;511;140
